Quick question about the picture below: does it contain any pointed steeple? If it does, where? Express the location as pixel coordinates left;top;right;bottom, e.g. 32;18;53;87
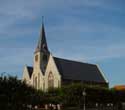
35;18;49;53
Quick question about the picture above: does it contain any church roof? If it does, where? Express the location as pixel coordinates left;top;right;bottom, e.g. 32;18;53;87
27;66;33;78
54;57;108;83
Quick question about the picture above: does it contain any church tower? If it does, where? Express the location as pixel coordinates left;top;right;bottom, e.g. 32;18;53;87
29;19;51;90
33;21;50;74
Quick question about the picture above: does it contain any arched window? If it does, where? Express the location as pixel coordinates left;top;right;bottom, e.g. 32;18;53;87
43;81;45;91
35;55;38;62
48;72;54;89
38;73;40;89
35;77;37;89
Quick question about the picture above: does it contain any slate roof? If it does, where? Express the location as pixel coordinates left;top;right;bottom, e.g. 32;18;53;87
54;57;107;83
27;66;33;78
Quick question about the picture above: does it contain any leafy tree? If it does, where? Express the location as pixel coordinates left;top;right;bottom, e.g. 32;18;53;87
0;75;125;110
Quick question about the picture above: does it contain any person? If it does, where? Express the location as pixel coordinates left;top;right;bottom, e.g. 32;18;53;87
34;105;38;109
49;103;52;110
57;104;61;110
53;104;56;110
45;104;48;110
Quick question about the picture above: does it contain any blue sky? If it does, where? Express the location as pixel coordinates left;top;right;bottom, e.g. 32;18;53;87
0;0;125;87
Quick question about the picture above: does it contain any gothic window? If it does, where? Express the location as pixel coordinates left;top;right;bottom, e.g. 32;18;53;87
35;55;38;62
43;81;45;91
38;73;40;89
35;77;37;89
48;72;54;89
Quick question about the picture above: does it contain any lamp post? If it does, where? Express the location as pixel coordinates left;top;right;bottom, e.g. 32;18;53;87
82;89;86;110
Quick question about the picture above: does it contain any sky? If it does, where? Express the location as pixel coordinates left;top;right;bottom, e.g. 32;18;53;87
0;0;125;87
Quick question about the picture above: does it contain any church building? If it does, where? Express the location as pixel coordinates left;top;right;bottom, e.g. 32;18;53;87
22;22;109;91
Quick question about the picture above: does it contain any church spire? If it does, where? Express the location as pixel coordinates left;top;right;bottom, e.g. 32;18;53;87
35;17;49;53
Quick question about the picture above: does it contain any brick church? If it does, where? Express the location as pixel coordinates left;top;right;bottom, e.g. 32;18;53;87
22;21;109;91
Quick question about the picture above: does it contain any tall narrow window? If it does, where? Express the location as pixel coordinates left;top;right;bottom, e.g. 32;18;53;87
38;73;40;89
35;55;38;62
35;77;37;89
43;81;45;91
48;72;54;89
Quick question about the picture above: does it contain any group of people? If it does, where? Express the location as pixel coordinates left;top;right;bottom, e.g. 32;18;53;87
45;104;62;110
28;103;62;110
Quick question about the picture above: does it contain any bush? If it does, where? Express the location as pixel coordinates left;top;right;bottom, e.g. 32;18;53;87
0;75;125;109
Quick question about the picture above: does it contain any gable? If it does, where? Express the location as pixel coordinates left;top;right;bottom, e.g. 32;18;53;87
44;54;61;89
45;54;60;77
27;66;33;78
54;57;108;83
22;66;33;83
